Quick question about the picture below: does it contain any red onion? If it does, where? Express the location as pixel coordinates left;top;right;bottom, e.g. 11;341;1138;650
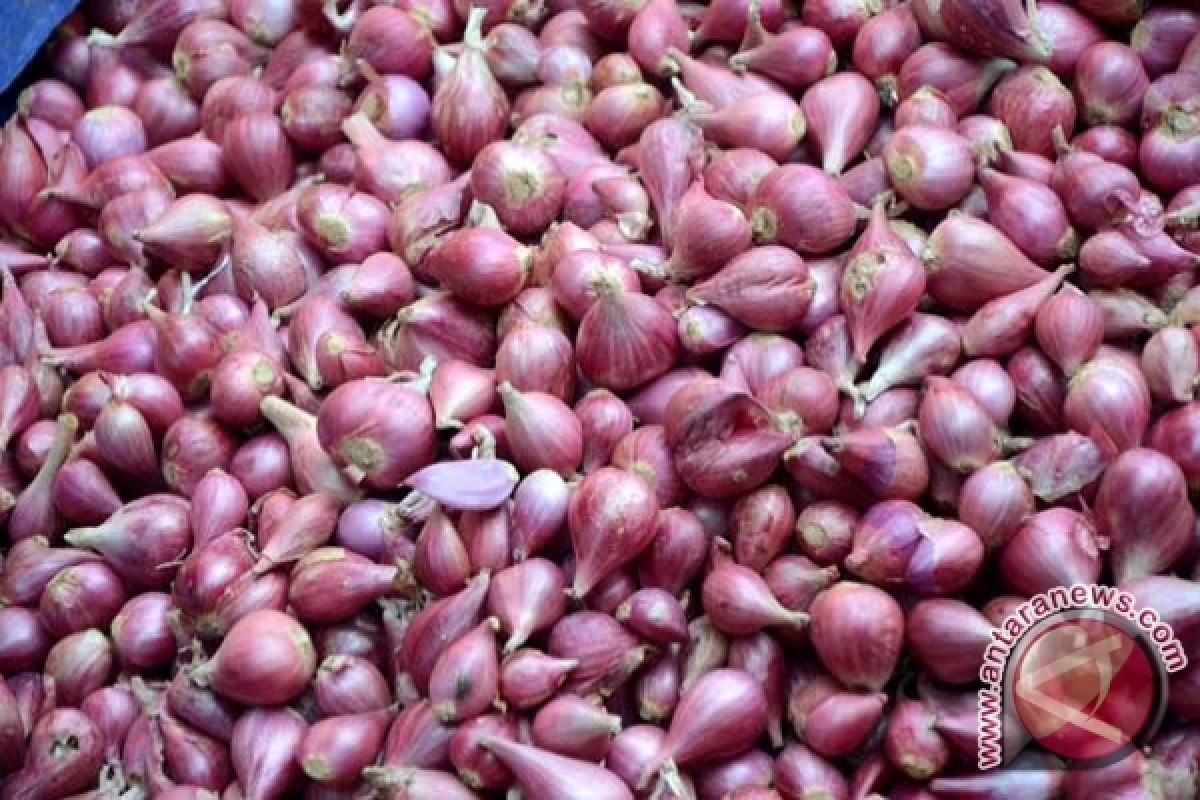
298;708;390;787
989;66;1076;158
280;85;353;152
487;558;566;654
191;609;316;705
413;507;472;597
446;714;516;790
809;582;904;692
548;610;651;697
884;699;949;782
937;0;1049;63
352;72;429;143
531;693;622;761
315;378;435;489
1026;3;1098;76
132;83;196;154
856;313;960;408
485;23;541;89
462;503;515;572
290;546;410;623
841;205;927;361
497;650;575;711
404;458;518;513
630;508;704;597
63;493;190;590
229;0;299;45
667;48;779;111
472;735;631;800
72;105;148;169
45;628;113;707
898;44;1013;118
724;25;830;94
200;76;276;144
693;0;776;46
666;377;793;499
1064;350;1152;453
703;542;808;634
39;561;126;638
750;165;856;255
1096;448;1194;583
399;573;488;698
852;10;918;100
18;78;85;131
564;466;657;597
652;180;753;282
9;413;79;543
232;708;308;800
80;683;137;763
907;599;993;685
345;5;431;80
788;670;887;757
787;503;854;568
0;366;39;453
638;669;767;793
254;491;339;573
160;413;237;497
626;0;687;77
631;118;703;248
576;276;678;391
682;92;805;166
427;226;532;309
2;709;104;800
432;9;510;165
687;246;815;333
1142;325;1199;404
363;766;481;799
1074;42;1149;127
923;215;1051;311
584;83;666;153
0;608;49;677
884;124;974;211
978;167;1077;267
1074;125;1139;169
961;263;1071;358
11;1;1200;793
425;615;500;716
703;148;778;216
801;0;875;49
999;508;1104;595
776;744;847;800
220;113;294;203
295;183;390;265
895;88;957;130
173;19;267;99
1133;6;1200;77
340;114;451;205
505;469;567;561
112;592;175;668
801;73;878;176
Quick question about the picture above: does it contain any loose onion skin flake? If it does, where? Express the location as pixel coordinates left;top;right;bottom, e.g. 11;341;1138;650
3;1;1200;797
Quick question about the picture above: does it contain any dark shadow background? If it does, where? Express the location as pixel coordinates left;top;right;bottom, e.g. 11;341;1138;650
0;0;81;121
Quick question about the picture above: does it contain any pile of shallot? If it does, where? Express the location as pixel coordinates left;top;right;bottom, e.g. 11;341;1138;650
1;0;1200;797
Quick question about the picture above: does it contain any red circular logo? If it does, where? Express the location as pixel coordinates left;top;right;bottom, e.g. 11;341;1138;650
1012;617;1156;762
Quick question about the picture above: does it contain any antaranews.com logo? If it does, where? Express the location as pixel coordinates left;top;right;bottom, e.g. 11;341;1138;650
978;583;1187;770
